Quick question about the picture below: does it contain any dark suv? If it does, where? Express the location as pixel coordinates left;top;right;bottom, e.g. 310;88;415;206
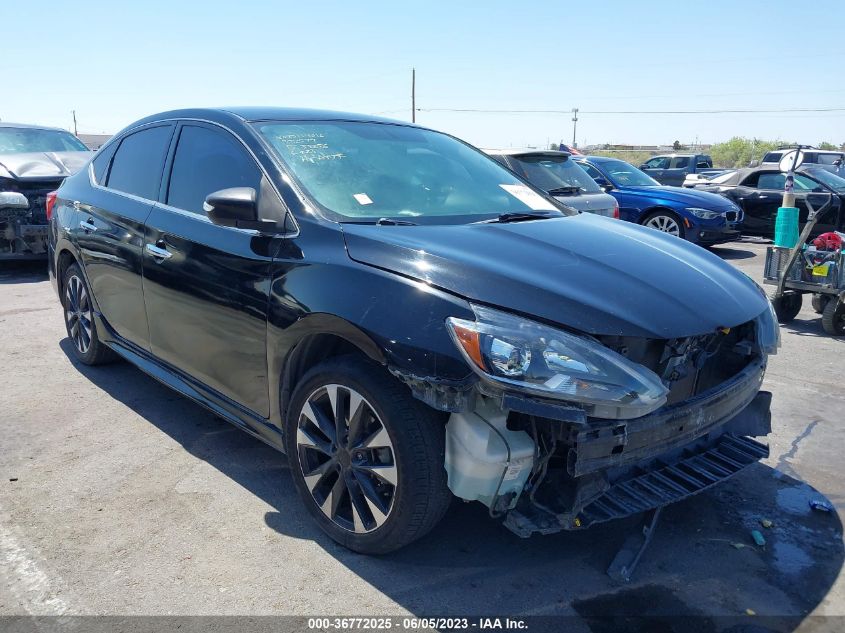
49;108;778;553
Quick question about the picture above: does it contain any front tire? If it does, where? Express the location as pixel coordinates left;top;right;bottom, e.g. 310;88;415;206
284;355;451;554
62;263;116;365
643;210;685;239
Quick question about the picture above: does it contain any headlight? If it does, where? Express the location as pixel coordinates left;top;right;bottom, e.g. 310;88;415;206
756;301;780;355
686;207;721;220
446;305;669;419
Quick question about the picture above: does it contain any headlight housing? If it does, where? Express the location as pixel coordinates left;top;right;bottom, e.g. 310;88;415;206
686;207;721;220
446;305;669;419
755;300;781;355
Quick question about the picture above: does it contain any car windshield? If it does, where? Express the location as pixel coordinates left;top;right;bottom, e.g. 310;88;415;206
596;159;660;187
509;154;601;194
254;121;569;224
0;128;89;154
804;167;845;193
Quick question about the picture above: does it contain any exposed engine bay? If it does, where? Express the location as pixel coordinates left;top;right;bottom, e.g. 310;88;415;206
440;317;773;537
0;181;58;259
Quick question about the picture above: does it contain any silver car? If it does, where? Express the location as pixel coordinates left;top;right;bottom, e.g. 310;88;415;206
485;149;618;218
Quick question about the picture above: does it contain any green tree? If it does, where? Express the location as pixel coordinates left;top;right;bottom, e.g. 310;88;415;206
708;137;794;168
818;141;838;151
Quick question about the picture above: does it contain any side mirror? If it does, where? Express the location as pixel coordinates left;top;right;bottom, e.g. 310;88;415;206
204;187;280;232
0;191;29;209
639;164;649;170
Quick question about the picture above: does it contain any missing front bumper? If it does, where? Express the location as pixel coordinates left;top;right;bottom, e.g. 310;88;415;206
504;433;768;537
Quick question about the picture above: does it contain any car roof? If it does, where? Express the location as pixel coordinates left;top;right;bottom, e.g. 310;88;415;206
127;107;411;128
0;121;70;132
648;153;708;158
574;155;625;164
484;149;572;158
708;165;822;186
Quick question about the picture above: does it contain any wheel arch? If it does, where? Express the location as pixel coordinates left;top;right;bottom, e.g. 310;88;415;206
275;316;387;426
56;248;80;302
639;205;682;224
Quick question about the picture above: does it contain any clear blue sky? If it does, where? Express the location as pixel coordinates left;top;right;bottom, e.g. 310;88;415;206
4;0;844;148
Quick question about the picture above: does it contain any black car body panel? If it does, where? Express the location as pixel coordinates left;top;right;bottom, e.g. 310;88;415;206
48;107;775;542
342;213;768;339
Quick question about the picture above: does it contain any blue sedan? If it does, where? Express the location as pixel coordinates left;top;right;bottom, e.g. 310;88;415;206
574;156;743;245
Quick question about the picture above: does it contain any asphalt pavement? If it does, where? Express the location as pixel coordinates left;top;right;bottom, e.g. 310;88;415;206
1;239;843;632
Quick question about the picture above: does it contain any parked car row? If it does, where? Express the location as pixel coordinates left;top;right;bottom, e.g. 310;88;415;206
46;107;779;554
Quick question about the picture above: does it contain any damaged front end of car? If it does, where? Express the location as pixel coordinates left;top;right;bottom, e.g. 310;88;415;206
397;301;779;537
0;180;59;259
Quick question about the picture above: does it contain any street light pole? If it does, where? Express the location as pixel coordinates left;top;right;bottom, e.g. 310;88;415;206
571;108;579;148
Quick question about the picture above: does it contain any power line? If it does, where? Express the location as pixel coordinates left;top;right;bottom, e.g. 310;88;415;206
417;107;845;115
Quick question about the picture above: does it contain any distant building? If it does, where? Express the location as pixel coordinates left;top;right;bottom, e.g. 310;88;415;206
77;133;112;150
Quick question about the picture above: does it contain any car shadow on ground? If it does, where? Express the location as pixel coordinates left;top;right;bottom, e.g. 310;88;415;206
0;260;48;284
707;246;757;260
62;340;844;631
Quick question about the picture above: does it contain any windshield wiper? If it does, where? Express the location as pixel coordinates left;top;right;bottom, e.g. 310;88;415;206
376;217;417;226
342;218;418;226
472;211;559;224
547;186;582;195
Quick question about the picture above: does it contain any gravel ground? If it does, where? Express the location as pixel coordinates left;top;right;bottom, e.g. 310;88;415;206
1;239;843;631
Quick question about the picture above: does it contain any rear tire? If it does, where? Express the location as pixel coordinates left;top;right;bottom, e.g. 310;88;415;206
284;355;451;554
812;294;830;314
770;291;802;323
821;298;845;336
62;263;116;365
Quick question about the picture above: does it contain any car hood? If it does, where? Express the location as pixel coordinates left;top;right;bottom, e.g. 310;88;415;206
616;185;737;210
0;151;92;180
342;213;768;339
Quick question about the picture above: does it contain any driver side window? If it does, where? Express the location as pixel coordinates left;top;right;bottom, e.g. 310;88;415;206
645;157;669;169
167;125;262;215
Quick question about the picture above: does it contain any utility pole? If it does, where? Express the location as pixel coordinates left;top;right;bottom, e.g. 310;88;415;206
411;68;416;123
72;110;78;136
571;108;579;148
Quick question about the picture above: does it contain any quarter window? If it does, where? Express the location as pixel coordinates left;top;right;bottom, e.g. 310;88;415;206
166;125;261;215
106;126;173;200
91;142;118;185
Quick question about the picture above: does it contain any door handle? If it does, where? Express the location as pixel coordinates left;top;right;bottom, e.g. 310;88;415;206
145;243;172;261
79;219;97;232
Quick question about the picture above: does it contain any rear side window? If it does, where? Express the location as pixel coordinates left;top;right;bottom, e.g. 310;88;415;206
106;126;173;200
166;125;261;215
818;153;844;165
671;157;690;169
91;143;117;185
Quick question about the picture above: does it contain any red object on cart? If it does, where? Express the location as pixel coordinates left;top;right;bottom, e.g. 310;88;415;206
812;232;843;251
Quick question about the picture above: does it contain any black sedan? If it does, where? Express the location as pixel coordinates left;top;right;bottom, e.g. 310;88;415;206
48;107;776;554
693;166;845;237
